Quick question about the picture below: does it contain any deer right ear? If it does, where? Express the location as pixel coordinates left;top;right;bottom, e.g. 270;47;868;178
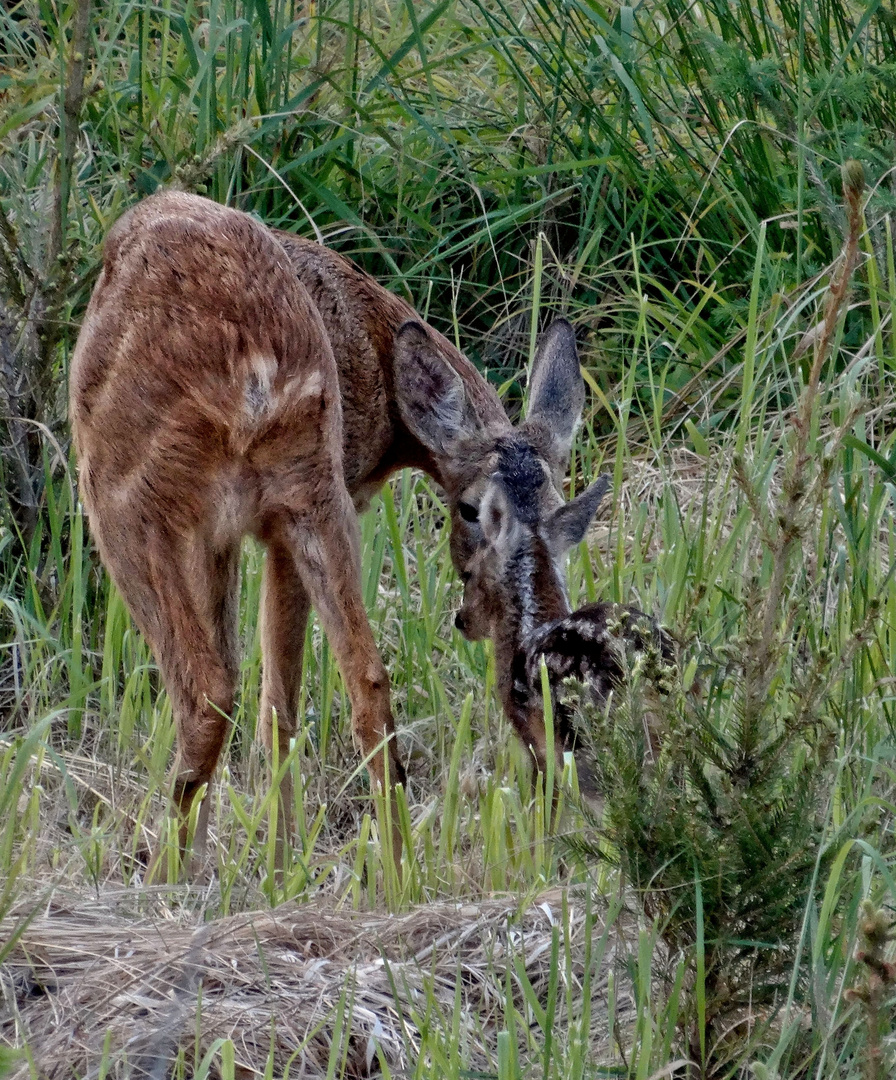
393;322;478;456
520;319;586;476
545;474;611;553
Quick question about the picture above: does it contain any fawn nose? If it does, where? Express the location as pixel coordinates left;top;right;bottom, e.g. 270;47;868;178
454;611;466;634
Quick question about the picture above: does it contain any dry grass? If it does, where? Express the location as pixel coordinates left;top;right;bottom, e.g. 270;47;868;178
2;889;641;1079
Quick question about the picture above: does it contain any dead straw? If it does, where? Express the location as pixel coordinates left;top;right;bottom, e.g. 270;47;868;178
2;889;640;1079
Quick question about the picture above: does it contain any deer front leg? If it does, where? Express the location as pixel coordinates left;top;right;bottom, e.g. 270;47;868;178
506;697;583;823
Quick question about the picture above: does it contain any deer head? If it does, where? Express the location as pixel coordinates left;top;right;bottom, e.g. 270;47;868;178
453;466;611;645
391;316;608;643
450;440;610;775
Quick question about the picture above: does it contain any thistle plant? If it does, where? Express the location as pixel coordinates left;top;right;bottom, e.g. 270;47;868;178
845;902;896;1080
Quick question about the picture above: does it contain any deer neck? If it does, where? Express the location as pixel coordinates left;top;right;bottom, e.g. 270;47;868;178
492;535;571;718
274;230;511;498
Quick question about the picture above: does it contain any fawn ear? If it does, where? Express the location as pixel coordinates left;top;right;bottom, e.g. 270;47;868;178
545;475;610;553
520;319;586;475
479;483;522;553
394;321;480;456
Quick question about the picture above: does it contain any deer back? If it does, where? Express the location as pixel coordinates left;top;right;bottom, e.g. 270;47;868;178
71;191;348;551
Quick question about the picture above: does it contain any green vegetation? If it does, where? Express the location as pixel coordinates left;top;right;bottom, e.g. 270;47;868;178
1;1;895;1077
565;162;895;1077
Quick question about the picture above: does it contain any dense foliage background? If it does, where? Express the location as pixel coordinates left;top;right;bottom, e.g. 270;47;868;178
2;2;896;1077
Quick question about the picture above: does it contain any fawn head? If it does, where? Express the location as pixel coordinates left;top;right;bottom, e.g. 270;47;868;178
453;461;610;643
392;317;609;644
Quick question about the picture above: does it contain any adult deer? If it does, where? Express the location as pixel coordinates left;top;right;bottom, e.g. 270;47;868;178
70;190;594;870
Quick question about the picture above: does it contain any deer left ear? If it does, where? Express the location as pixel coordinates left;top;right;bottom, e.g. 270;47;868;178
520;319;586;475
545;475;610;553
393;321;482;456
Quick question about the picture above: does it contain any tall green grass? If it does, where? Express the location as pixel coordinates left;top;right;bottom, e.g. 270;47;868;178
3;0;894;382
2;1;896;1076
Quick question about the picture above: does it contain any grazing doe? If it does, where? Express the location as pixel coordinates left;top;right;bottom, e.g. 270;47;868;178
70;190;592;870
454;470;675;783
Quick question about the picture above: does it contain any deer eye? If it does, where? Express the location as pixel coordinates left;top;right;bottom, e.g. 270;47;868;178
458;501;479;523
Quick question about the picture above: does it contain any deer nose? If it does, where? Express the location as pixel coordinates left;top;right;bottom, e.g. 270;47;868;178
454;611;467;634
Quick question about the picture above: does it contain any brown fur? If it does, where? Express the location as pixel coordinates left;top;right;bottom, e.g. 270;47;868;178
70;191;588;871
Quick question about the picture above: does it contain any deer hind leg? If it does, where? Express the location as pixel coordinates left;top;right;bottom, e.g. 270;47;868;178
178;539;240;861
265;491;406;866
98;520;240;874
258;540;311;862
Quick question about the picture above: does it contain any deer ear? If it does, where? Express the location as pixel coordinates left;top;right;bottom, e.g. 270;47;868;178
545;475;610;553
479;483;521;552
393;321;479;456
520;319;586;474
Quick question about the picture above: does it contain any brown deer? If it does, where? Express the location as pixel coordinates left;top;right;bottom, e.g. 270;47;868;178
70;190;593;871
454;470;675;783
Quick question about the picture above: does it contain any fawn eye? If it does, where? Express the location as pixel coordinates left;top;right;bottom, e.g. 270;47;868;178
458;501;479;523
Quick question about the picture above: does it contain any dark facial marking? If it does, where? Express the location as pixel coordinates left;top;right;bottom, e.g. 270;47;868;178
494;439;546;526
